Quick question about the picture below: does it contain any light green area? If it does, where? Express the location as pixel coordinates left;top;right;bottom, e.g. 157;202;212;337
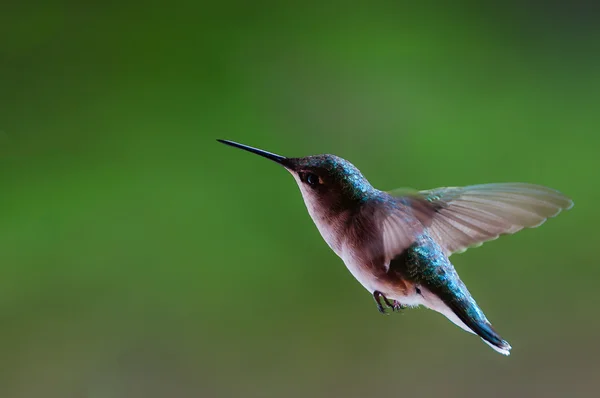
1;2;598;397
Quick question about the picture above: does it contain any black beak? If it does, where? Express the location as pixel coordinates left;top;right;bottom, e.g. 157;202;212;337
217;139;289;167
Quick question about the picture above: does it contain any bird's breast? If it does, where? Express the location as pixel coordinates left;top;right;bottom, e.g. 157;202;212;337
301;191;414;296
310;214;345;257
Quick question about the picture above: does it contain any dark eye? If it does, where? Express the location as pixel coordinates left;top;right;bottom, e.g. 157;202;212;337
302;172;323;186
306;173;319;185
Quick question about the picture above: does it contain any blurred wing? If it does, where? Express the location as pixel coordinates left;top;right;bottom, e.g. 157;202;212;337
369;194;437;265
416;183;573;256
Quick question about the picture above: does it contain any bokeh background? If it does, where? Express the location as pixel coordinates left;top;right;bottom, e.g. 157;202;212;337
1;2;599;397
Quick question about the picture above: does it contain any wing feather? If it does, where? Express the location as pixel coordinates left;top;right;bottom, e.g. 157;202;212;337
368;196;435;266
384;183;573;257
417;183;573;255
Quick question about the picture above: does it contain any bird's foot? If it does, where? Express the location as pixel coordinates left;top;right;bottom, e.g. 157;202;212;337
373;291;394;315
373;291;407;314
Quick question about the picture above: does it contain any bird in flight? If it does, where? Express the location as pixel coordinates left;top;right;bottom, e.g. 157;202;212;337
218;139;573;355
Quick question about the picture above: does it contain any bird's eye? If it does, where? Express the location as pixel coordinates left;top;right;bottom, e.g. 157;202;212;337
303;173;323;186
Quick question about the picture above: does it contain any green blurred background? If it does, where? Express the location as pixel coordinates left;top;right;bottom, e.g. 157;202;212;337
1;2;599;397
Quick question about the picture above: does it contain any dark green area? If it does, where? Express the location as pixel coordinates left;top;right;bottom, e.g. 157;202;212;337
1;2;598;397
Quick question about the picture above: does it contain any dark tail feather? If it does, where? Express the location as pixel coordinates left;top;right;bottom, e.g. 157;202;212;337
447;300;512;356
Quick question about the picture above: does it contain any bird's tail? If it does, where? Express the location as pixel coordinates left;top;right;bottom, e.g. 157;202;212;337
445;298;512;356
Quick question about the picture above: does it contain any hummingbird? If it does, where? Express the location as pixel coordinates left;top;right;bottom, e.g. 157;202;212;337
217;139;573;355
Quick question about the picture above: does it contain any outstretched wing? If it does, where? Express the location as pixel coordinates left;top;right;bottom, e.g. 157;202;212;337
389;183;573;257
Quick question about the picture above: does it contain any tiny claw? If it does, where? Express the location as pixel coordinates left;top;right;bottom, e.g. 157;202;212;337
377;303;388;315
392;301;408;311
373;291;391;315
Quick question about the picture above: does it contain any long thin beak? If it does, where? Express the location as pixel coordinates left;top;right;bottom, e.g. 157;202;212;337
217;139;289;166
